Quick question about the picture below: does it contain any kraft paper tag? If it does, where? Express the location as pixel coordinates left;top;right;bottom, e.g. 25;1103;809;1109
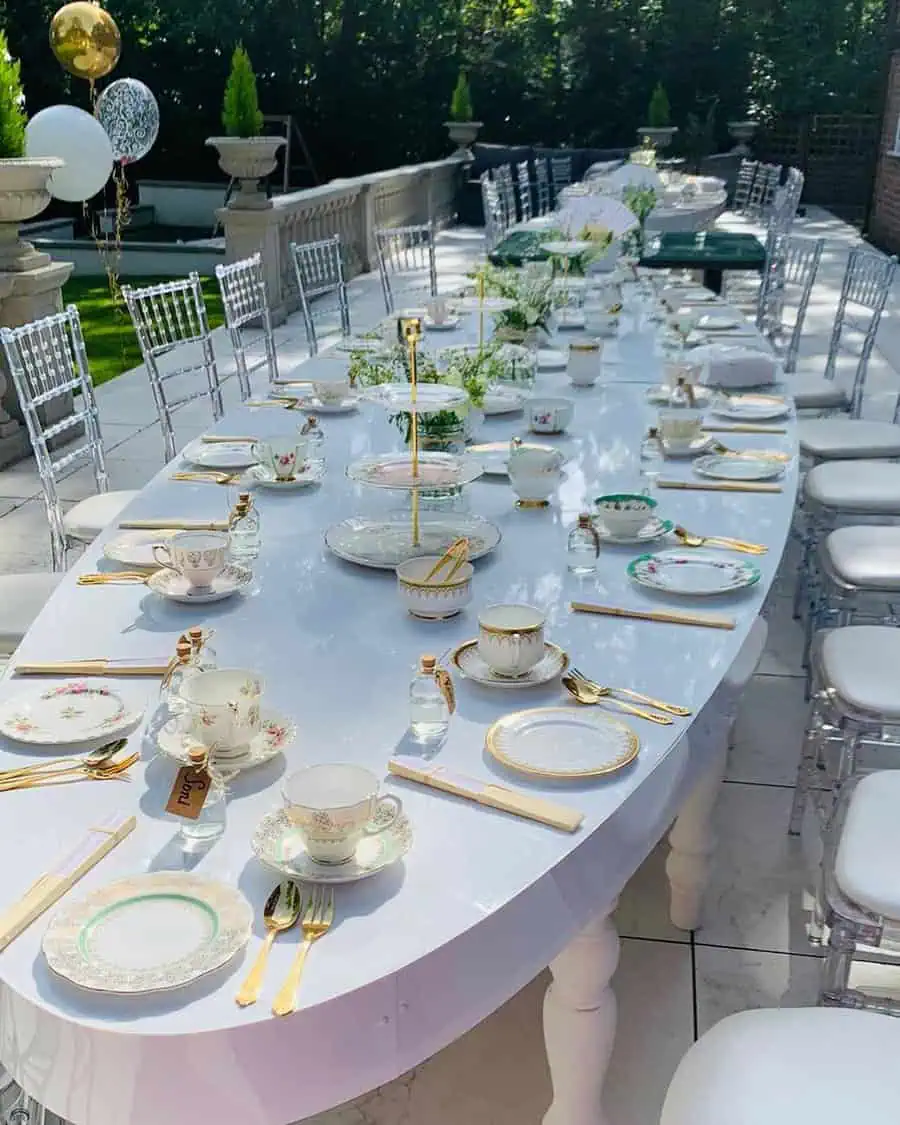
165;766;211;820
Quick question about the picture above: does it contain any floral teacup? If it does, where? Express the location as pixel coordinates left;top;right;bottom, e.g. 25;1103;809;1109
283;764;403;865
180;668;264;759
152;531;229;590
252;437;310;481
313;378;351;405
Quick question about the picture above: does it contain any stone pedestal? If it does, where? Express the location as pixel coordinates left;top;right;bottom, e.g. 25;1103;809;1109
0;258;75;468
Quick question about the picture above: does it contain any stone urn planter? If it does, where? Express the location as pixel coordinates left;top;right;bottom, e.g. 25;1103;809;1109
444;121;482;156
637;126;678;150
0;157;64;271
205;136;286;209
727;120;758;155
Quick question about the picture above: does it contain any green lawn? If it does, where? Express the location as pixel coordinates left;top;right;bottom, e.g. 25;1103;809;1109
62;276;225;387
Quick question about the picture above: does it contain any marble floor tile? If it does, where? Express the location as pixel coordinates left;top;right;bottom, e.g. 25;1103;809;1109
697;782;819;955
0;498;64;574
615;840;689;944
694;945;821;1034
727;673;808;786
758;596;804;679
305;939;693;1125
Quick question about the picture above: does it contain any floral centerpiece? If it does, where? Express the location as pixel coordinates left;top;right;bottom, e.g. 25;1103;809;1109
473;263;554;343
621;184;658;256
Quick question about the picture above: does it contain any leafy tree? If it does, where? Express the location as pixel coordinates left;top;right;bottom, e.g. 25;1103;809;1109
0;31;26;159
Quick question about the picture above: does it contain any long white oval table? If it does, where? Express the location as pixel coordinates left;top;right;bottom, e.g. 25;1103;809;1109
0;314;797;1125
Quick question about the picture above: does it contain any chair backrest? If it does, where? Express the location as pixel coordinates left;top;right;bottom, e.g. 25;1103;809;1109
731;159;759;213
825;248;897;417
288;235;351;356
550;154;573;194
516;160;533;222
492;165;517;227
0;306;107;568
757;234;824;373
747;163;782;216
481;176;506;250
374;223;437;315
122;273;222;462
215;253;279;393
534;160;551;216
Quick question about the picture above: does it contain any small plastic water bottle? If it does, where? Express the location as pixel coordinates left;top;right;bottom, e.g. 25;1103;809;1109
229;492;260;564
179;746;227;850
409;654;451;744
640;426;664;485
567;513;600;575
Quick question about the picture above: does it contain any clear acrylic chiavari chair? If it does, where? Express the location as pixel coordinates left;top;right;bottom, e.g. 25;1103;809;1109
549;154;573;201
516;160;533;222
374;223;437;314
492;165;518;228
122;274;223;463
756;233;824;373
481;175;507;250
746;162;782;218
731;159;759;215
534;160;551;216
0;306;139;570
215;253;279;393
288;234;351;357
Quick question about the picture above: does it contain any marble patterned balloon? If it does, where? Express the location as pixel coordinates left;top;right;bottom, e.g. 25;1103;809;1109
96;78;159;164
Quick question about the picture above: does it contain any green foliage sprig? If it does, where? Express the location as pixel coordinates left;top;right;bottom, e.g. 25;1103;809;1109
0;34;26;159
449;70;474;122
222;44;263;138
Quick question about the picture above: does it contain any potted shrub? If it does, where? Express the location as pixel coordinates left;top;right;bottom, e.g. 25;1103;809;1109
206;44;284;210
0;32;63;270
638;83;678;150
444;71;482;155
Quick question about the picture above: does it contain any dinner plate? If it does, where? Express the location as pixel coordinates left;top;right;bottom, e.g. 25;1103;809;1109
454;296;517;313
0;681;144;746
424;315;461;331
485;706;639;779
334;337;387;354
593;516;675;545
346;452;482;490
183;442;259;470
246;461;325;490
468;441;564;476
627;550;761;596
325;513;501;569
451;641;568;688
42;873;252;994
693;454;785;482
103;528;178;570
712;394;790;421
536;349;568;370
157;709;295;776
252;809;413;884
645;385;713;407
361;383;469;413
298;395;359;414
483;387;527;415
147;564;253;604
696;313;743;332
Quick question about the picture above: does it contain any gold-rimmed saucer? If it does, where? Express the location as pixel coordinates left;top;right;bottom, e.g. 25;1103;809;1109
450;640;568;688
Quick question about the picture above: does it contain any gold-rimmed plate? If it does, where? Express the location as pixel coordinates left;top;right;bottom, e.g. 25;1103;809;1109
485;706;639;779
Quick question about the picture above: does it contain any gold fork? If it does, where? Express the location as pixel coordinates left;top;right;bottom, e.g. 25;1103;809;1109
170;471;241;485
0;752;139;792
673;526;767;554
271;885;335;1016
570;668;692;717
77;572;154;586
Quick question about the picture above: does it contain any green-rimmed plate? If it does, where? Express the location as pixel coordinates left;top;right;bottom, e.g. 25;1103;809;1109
43;872;252;994
627;550;761;596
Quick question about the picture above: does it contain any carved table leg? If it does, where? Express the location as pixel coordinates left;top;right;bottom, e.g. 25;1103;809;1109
666;746;728;931
542;901;619;1125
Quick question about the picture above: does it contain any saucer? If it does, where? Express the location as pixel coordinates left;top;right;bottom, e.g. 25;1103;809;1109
594;516;674;545
424;315;461;331
157;709;295;776
483;387;527;415
450;640;569;688
300;395;359;414
183;442;259;470
246;460;325;490
555;311;587;330
252;808;413;883
536;349;568;370
662;434;715;458
147;564;253;604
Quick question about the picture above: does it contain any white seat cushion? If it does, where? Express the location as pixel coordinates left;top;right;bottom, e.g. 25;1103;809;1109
805;461;900;513
799;419;900;460
0;573;62;653
824;526;900;589
661;1007;900;1125
723;617;768;690
821;626;900;718
63;490;138;543
835;771;900;918
788;375;849;410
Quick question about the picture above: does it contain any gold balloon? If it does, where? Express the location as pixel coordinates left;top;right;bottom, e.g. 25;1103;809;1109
50;2;121;82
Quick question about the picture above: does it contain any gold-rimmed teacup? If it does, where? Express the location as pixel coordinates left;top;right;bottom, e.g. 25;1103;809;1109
477;603;546;676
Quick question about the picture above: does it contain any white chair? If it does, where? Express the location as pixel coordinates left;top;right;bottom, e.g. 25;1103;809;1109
215;253;279;393
515;160;533;222
756;234;824;373
122;274;224;462
374;223;437;314
534;160;552;216
0;306;139;570
288;235;351;356
549;154;572;200
660;1007;900;1124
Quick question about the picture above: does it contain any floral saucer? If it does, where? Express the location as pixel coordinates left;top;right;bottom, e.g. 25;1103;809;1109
246;460;325;490
157;709;295;776
251;808;413;883
147;564;253;604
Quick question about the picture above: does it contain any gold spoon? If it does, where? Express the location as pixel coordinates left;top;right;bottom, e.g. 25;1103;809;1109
569;669;691;717
0;738;127;784
673;526;767;554
562;675;673;725
235;882;303;1008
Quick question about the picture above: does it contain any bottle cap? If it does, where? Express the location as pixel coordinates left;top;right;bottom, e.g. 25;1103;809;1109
175;640;191;662
187;744;207;766
420;654;437;672
577;513;593;527
307;415;318;427
648;426;659;437
676;376;686;386
238;492;251;503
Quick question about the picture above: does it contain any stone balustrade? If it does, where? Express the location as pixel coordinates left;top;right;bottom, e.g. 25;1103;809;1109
218;155;468;324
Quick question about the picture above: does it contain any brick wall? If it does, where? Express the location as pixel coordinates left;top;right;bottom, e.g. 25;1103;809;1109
870;52;900;250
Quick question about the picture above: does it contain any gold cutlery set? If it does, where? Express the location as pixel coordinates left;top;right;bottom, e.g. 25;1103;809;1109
171;471;242;486
236;882;335;1015
562;668;690;726
672;527;767;555
0;742;139;792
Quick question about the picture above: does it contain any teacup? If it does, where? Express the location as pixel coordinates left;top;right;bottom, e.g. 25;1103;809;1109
583;306;619;337
180;668;263;759
595;493;657;537
313;378;351;404
283;764;403;865
478;603;546;677
658;411;703;452
152;531;229;589
527;396;574;434
252;436;310;481
508;458;561;508
426;297;450;325
663;361;704;389
568;340;603;387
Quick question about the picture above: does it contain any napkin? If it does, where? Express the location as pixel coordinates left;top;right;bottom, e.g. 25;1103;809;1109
695;345;780;388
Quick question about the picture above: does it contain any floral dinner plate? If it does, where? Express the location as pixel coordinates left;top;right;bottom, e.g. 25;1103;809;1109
0;681;144;746
627;550;761;596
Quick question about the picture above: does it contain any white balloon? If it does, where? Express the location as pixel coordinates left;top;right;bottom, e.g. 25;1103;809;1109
25;105;114;202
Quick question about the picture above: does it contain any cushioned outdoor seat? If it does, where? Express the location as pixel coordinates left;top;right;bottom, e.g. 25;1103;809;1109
62;490;139;543
820;626;900;719
823;526;900;590
804;461;900;514
799;419;900;460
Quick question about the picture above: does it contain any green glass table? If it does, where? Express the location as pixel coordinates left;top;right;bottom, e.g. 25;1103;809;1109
488;229;556;268
639;231;766;294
